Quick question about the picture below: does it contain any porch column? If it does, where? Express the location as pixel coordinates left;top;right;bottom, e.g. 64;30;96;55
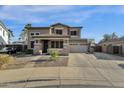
33;40;42;54
122;44;124;55
48;40;51;48
63;39;69;55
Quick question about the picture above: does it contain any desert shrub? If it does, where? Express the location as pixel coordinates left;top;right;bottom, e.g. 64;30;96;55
25;49;33;54
0;54;14;69
50;50;59;61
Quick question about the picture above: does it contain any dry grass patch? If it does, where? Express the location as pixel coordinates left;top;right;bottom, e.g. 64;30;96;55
0;54;15;70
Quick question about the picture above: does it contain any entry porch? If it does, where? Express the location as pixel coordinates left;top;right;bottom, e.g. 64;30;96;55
33;38;69;56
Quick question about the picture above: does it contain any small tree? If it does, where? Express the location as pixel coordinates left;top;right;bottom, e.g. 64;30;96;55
50;51;59;61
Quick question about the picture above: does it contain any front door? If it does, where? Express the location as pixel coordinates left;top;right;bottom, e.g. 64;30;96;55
113;46;119;54
43;40;48;53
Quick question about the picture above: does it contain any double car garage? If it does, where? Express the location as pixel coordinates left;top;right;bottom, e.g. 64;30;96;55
69;39;88;53
70;44;88;53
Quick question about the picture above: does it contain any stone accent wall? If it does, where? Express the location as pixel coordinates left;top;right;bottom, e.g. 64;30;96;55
33;43;42;54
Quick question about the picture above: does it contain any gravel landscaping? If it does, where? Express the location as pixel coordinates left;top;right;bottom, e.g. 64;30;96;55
2;55;68;70
34;57;68;67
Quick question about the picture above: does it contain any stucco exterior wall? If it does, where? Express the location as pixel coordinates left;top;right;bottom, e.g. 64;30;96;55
52;25;69;36
0;25;10;44
69;28;81;38
29;29;50;35
101;45;107;53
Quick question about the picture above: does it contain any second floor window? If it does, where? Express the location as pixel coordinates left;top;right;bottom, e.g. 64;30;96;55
31;33;34;36
35;33;40;35
71;31;77;35
56;30;62;35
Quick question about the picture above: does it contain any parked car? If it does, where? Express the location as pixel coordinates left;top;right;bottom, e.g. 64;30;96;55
0;47;17;54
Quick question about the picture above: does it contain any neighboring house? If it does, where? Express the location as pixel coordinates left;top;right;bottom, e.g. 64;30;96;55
0;21;13;46
22;23;88;55
99;37;124;55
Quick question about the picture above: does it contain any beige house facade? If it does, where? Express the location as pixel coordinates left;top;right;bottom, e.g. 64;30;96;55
23;23;88;55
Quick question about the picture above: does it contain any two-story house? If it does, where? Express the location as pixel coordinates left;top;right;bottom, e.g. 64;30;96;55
22;23;88;55
0;21;13;46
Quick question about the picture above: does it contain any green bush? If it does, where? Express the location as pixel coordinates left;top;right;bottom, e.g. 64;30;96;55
0;54;14;69
50;50;59;61
25;49;33;54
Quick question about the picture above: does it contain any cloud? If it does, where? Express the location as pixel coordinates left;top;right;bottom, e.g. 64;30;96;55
0;5;75;23
0;5;124;25
26;5;75;12
1;5;124;42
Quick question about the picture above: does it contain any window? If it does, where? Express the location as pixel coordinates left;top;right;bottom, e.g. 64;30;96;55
71;31;77;35
51;41;63;48
56;41;59;48
60;41;63;48
30;41;34;48
8;33;10;38
3;30;5;36
56;30;62;35
31;33;34;36
35;40;38;43
36;33;40;35
51;41;55;48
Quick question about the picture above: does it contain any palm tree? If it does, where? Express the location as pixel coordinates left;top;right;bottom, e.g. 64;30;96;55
20;24;32;41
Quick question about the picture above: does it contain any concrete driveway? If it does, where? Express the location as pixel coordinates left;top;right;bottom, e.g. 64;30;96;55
0;53;124;88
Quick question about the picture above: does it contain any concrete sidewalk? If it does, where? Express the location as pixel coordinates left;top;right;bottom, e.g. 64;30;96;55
0;53;124;88
0;67;112;88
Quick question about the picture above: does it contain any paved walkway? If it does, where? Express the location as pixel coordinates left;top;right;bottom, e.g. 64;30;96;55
0;53;124;88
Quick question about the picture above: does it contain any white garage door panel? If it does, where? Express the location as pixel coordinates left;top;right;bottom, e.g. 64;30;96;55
70;45;88;53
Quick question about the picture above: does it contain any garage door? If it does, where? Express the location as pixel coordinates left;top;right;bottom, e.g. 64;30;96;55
70;44;88;53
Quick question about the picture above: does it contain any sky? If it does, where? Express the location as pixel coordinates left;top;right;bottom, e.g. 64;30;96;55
0;5;124;43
